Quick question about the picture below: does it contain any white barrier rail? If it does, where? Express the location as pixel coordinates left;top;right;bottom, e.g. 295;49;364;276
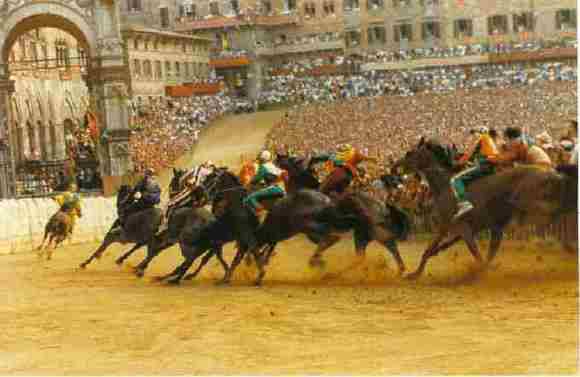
0;197;117;255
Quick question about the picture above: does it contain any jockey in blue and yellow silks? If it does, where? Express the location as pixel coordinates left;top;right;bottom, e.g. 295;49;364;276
451;126;499;219
243;150;286;216
53;182;82;234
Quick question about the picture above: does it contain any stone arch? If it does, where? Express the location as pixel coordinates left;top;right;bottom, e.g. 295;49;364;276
0;3;96;76
0;1;132;197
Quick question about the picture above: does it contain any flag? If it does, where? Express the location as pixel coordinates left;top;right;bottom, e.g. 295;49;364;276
86;110;99;141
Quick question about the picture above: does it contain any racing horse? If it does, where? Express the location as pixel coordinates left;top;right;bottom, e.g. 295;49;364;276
79;184;163;271
155;168;265;284
394;137;578;280
37;205;79;260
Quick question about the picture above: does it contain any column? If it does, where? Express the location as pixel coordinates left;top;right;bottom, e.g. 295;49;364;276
0;78;16;198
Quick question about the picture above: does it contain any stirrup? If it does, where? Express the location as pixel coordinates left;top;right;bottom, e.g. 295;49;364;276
453;202;473;220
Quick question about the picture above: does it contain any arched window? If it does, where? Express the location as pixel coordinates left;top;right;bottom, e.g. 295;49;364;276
133;59;141;76
155;61;163;79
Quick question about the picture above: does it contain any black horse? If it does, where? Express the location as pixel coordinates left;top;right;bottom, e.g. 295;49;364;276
156;168;265;284
80;185;163;270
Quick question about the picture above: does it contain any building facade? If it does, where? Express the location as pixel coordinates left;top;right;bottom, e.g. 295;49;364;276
122;26;211;98
124;0;575;98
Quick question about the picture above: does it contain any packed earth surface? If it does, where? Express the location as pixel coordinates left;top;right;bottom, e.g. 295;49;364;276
1;111;578;375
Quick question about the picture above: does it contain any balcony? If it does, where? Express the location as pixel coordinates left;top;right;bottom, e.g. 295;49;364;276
174;13;298;32
256;40;345;56
254;14;299;26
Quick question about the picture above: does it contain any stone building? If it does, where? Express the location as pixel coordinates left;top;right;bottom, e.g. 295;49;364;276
129;0;576;99
122;26;211;98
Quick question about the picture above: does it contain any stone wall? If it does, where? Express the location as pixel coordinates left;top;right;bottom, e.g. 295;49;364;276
0;196;116;255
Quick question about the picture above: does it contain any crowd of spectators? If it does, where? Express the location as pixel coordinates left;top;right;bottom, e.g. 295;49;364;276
265;80;577;217
259;59;577;105
127;93;238;174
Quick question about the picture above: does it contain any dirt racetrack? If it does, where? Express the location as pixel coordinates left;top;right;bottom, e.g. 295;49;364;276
1;111;578;375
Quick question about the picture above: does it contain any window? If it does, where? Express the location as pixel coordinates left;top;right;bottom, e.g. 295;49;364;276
393;0;411;7
367;0;383;10
133;38;139;50
209;1;221;16
454;18;473;38
231;0;240;14
184;62;190;78
78;48;88;67
143;60;152;78
513;12;534;32
345;30;361;47
368;26;386;43
323;1;335;15
165;61;172;77
344;0;359;11
128;0;142;11
305;2;316;17
394;23;412;41
422;21;440;39
261;0;272;14
155;61;162;79
419;0;438;6
286;0;297;11
556;9;577;31
133;59;141;76
160;7;170;28
487;15;508;35
175;62;181;78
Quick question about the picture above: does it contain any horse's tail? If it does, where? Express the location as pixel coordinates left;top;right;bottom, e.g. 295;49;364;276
314;206;359;231
386;203;411;241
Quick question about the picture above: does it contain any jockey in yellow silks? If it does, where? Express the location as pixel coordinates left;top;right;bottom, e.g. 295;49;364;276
53;182;82;234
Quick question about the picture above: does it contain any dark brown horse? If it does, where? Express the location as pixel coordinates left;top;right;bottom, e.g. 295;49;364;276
395;137;577;279
37;209;77;260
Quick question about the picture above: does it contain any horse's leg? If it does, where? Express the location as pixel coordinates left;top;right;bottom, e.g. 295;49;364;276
261;243;277;266
183;248;216;281
382;239;406;276
79;231;119;269
309;234;341;268
461;229;484;265
115;243;145;266
406;232;449;280
219;247;246;285
166;256;197;285
486;227;505;266
38;228;49;252
134;237;172;277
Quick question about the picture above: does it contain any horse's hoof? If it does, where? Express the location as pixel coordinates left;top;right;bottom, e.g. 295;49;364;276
167;279;181;285
152;276;166;282
78;263;87;270
404;272;421;281
115;259;124;266
309;257;326;269
134;269;145;278
215;279;230;286
183;274;195;281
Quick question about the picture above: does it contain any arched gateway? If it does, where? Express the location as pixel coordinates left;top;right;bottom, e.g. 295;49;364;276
0;0;131;197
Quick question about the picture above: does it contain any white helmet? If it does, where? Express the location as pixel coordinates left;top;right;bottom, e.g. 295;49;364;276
472;126;489;135
259;150;272;162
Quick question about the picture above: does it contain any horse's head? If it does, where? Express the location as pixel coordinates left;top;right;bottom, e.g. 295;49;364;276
396;137;454;174
117;184;132;208
200;168;245;215
169;168;187;198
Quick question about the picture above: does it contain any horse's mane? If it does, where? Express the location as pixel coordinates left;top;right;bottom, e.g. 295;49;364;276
423;138;455;169
556;164;578;179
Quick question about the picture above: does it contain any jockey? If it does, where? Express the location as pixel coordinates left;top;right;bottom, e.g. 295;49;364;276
243;150;286;217
450;126;499;219
495;127;552;168
311;144;378;197
120;168;161;227
568;120;578;165
53;182;82;234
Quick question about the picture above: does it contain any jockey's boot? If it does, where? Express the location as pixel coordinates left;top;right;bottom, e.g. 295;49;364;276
453;200;474;220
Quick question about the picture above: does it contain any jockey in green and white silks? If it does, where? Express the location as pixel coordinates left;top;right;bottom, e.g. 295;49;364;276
243;150;286;215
